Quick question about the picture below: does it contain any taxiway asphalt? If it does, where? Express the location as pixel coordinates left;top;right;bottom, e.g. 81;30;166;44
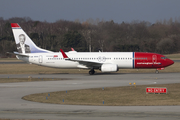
0;73;180;120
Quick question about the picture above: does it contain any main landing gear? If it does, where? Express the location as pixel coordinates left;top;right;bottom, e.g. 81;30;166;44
89;69;95;75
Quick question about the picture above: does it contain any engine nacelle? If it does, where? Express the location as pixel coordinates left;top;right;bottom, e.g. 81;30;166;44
101;64;118;72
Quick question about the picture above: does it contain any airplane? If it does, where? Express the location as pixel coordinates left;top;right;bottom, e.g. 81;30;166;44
11;23;174;75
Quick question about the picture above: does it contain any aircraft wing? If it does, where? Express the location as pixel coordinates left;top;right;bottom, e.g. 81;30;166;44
77;60;102;68
60;49;102;69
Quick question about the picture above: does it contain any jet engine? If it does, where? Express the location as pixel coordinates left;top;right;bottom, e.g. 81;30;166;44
101;63;118;72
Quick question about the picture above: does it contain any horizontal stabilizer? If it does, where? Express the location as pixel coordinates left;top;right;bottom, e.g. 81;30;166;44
7;52;29;57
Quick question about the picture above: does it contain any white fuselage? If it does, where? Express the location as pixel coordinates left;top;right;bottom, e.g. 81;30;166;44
17;51;134;69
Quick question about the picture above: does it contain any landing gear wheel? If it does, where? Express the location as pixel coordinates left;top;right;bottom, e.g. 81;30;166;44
155;70;159;74
89;70;95;75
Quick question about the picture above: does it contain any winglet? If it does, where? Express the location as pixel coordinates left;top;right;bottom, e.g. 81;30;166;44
71;48;75;51
60;49;69;59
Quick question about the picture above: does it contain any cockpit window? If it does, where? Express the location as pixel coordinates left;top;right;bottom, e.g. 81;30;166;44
161;57;167;59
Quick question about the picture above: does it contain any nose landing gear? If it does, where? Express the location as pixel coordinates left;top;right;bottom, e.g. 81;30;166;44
155;68;164;74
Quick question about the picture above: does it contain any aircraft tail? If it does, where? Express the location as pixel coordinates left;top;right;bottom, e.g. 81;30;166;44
11;23;52;54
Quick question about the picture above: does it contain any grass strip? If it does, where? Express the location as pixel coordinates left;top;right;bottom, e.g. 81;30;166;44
165;53;180;59
22;83;180;106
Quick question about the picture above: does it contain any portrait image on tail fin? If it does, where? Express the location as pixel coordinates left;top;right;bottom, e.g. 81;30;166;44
16;34;31;53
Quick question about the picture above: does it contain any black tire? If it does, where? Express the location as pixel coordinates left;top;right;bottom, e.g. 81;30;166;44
89;70;95;75
89;71;93;75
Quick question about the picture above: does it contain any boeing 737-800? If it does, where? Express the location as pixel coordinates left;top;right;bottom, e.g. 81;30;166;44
11;23;174;75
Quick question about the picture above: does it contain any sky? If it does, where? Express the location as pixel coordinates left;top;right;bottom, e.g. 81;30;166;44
0;0;180;24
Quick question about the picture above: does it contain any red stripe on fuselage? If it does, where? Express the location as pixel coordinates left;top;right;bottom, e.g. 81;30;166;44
134;52;164;68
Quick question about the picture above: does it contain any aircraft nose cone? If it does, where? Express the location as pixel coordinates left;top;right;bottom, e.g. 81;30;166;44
168;59;174;66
